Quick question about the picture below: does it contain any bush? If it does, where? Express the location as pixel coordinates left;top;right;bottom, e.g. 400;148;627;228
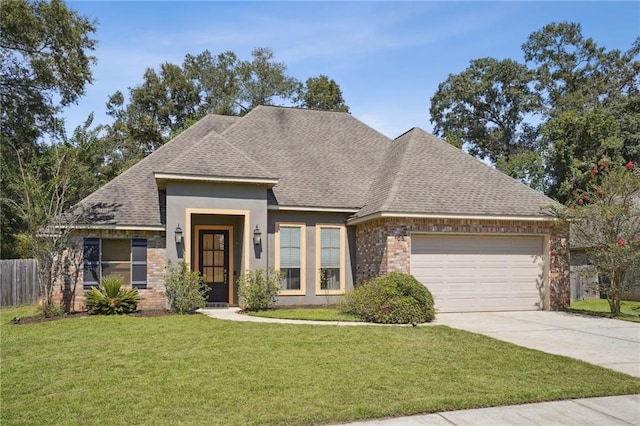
85;275;140;315
339;272;435;324
237;268;282;311
38;303;62;318
164;260;207;314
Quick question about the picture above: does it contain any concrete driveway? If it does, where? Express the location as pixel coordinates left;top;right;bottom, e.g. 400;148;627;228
435;311;640;377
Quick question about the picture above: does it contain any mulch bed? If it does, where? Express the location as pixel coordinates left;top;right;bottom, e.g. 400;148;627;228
8;310;175;325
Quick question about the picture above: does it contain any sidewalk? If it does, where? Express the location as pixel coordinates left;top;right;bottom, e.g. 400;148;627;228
336;394;640;426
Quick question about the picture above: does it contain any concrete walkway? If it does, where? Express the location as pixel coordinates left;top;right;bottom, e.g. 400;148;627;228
435;311;640;378
199;308;640;425
337;394;640;426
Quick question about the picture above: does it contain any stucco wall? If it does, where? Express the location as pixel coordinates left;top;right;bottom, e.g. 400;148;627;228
355;217;570;310
267;210;355;306
165;181;268;271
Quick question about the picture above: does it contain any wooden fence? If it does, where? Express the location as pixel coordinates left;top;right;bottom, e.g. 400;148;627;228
0;259;40;307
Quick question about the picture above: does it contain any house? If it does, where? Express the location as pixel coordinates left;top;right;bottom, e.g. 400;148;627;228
56;106;570;312
570;191;640;302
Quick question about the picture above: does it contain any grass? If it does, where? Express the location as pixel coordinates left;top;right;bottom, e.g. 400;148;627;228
248;308;361;322
569;299;640;323
2;306;639;425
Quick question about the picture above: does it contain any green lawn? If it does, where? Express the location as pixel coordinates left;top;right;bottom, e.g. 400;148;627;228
248;308;361;322
569;299;640;323
2;306;639;426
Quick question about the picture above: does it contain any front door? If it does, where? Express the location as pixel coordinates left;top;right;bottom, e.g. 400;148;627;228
199;229;229;303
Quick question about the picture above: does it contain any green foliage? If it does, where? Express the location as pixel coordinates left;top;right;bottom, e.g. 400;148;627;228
164;260;207;314
3;307;639;425
554;161;640;313
0;0;97;259
430;58;540;165
340;273;435;324
38;303;62;318
429;21;640;201
297;74;350;112
102;47;350;171
237;268;282;311
85;275;140;315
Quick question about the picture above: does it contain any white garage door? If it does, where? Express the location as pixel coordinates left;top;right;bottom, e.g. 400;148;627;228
411;234;545;313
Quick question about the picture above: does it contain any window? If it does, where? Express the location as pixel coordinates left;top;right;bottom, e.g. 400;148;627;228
83;238;147;289
316;225;346;295
275;223;305;295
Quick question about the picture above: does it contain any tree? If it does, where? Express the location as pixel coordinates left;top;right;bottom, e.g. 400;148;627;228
104;47;349;171
183;50;242;115
297;74;350;112
522;22;640;202
0;0;97;258
237;47;300;113
6;141;88;315
429;21;640;201
560;160;640;314
430;58;543;186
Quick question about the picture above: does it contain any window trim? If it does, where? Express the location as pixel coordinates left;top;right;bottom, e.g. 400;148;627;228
274;223;306;296
315;224;346;295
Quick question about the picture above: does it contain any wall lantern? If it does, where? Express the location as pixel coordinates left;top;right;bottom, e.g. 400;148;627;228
174;225;183;244
253;225;262;245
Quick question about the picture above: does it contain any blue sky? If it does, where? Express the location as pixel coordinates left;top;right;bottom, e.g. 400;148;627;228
64;1;639;138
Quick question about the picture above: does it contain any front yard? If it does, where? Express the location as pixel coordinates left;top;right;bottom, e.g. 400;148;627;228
569;299;640;323
2;306;639;425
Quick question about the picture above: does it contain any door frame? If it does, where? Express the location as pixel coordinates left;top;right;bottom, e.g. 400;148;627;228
193;225;234;304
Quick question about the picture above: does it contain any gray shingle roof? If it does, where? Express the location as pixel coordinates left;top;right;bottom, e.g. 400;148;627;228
73;107;557;227
158;130;275;180
355;128;557;218
221;106;391;209
74;115;239;226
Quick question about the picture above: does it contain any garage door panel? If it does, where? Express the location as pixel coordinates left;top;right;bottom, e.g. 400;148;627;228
410;235;544;313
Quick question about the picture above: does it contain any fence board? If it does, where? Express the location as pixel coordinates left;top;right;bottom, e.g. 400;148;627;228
0;259;40;307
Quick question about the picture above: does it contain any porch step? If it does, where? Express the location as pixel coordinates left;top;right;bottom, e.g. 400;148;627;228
205;302;229;308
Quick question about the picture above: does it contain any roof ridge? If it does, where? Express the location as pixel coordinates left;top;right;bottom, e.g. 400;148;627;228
219;134;275;178
380;131;415;211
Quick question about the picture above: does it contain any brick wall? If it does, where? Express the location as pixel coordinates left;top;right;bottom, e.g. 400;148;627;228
355;217;570;310
52;230;167;311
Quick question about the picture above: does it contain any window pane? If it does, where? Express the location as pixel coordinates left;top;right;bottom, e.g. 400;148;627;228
102;239;131;262
203;234;213;250
83;238;99;262
280;247;300;268
279;226;300;268
203;267;214;282
83;262;99;288
281;268;301;290
320;228;341;268
204;251;214;267
215;234;225;250
132;264;146;283
213;267;225;282
132;239;147;262
320;268;340;290
214;251;224;267
102;262;131;286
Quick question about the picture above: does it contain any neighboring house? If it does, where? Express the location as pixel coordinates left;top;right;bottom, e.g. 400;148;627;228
55;106;569;312
570;192;640;302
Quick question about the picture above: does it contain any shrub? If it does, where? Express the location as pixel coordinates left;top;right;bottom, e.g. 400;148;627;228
164;260;207;314
38;303;62;318
339;272;435;324
85;275;140;315
237;268;282;311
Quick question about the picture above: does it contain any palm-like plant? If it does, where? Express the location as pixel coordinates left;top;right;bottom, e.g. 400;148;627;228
85;275;140;315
